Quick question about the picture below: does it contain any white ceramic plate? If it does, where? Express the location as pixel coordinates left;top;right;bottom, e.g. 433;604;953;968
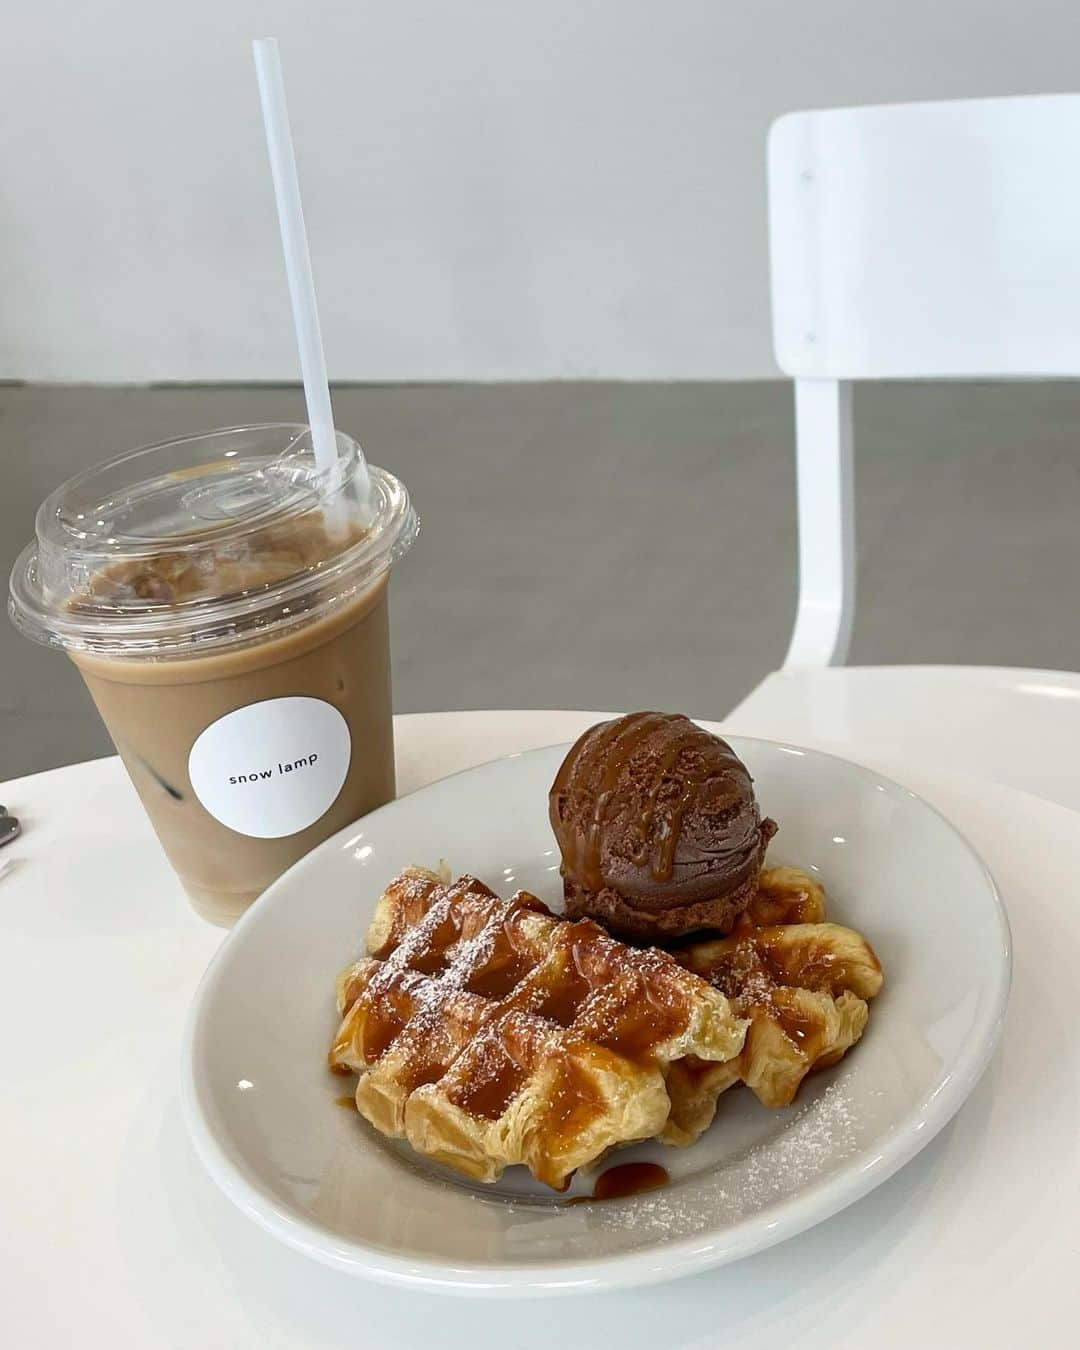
182;737;1011;1296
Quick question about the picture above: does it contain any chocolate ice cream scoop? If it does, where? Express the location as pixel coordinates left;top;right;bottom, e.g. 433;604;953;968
549;712;776;941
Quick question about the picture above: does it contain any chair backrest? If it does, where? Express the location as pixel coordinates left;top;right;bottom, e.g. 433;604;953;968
767;94;1080;667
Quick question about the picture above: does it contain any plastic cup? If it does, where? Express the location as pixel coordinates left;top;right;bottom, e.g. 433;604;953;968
9;424;417;925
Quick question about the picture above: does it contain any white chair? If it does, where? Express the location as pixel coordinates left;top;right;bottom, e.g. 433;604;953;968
728;94;1080;810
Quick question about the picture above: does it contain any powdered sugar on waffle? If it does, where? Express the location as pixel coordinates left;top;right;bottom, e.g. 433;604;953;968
332;871;751;1187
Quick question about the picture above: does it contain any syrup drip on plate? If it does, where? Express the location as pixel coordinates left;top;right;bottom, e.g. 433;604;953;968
568;1160;670;1203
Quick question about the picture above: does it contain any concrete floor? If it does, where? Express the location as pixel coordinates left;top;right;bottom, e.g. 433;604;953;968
3;380;1080;780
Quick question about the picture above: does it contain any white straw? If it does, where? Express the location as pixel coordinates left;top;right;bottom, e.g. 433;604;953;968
252;38;340;480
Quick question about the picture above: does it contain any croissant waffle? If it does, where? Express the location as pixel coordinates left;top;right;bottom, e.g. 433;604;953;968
328;868;747;1189
664;866;884;1143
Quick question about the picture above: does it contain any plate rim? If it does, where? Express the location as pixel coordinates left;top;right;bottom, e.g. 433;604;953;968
180;734;1013;1297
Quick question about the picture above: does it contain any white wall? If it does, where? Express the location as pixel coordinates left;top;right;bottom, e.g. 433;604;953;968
4;0;1080;383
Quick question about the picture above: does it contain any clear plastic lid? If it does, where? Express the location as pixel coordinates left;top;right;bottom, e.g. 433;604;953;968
9;424;418;657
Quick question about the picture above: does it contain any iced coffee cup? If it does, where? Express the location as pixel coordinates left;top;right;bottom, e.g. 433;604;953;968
9;423;417;925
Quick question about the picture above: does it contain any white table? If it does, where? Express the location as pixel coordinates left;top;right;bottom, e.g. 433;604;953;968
3;710;1077;1348
729;664;1080;814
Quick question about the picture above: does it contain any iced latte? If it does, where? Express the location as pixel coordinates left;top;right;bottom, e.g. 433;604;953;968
9;424;417;925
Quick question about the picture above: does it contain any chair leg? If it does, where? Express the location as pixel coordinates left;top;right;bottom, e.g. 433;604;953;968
783;378;855;668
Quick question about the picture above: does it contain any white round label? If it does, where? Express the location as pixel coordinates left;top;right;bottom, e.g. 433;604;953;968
188;697;351;839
